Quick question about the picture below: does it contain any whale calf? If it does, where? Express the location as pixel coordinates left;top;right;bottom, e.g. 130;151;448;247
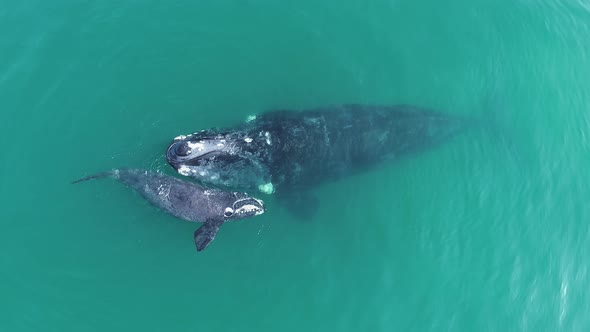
73;169;265;251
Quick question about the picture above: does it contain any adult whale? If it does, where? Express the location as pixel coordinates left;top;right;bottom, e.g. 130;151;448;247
73;169;265;251
166;104;466;216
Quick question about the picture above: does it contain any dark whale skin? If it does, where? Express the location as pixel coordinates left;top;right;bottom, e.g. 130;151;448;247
167;104;466;194
72;169;265;251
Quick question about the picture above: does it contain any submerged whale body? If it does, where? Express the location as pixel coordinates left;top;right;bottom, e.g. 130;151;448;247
167;104;466;195
72;169;265;251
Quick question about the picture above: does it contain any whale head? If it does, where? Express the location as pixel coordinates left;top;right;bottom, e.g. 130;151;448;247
223;193;266;221
166;130;271;192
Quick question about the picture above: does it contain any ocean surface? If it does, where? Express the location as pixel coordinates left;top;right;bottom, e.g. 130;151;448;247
2;1;590;331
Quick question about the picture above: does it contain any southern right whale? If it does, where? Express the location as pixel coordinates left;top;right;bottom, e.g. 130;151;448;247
166;104;468;217
73;168;265;251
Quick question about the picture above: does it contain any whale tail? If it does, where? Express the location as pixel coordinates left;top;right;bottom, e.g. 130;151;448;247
71;171;115;184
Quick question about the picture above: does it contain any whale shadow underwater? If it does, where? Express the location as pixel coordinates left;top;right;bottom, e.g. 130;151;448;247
72;169;265;251
166;104;476;219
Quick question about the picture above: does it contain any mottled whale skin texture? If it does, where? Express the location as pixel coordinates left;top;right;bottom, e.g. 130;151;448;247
166;104;466;195
72;168;265;251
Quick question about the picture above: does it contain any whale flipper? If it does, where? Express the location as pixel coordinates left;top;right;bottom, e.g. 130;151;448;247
194;218;225;251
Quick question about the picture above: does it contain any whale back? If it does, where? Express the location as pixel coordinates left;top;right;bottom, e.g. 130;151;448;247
260;104;466;191
166;104;467;194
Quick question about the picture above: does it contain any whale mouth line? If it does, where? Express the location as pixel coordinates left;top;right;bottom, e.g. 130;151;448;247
167;140;223;168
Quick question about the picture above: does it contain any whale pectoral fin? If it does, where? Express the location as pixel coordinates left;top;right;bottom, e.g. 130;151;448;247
194;218;225;252
278;192;319;221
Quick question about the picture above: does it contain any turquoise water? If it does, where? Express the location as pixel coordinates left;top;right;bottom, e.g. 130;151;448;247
2;1;590;330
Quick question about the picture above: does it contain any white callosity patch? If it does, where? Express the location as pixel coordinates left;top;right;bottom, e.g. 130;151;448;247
244;137;253;143
187;141;205;151
258;182;275;194
264;131;271;145
178;165;192;176
178;165;202;177
236;204;264;215
174;135;187;141
246;115;257;123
